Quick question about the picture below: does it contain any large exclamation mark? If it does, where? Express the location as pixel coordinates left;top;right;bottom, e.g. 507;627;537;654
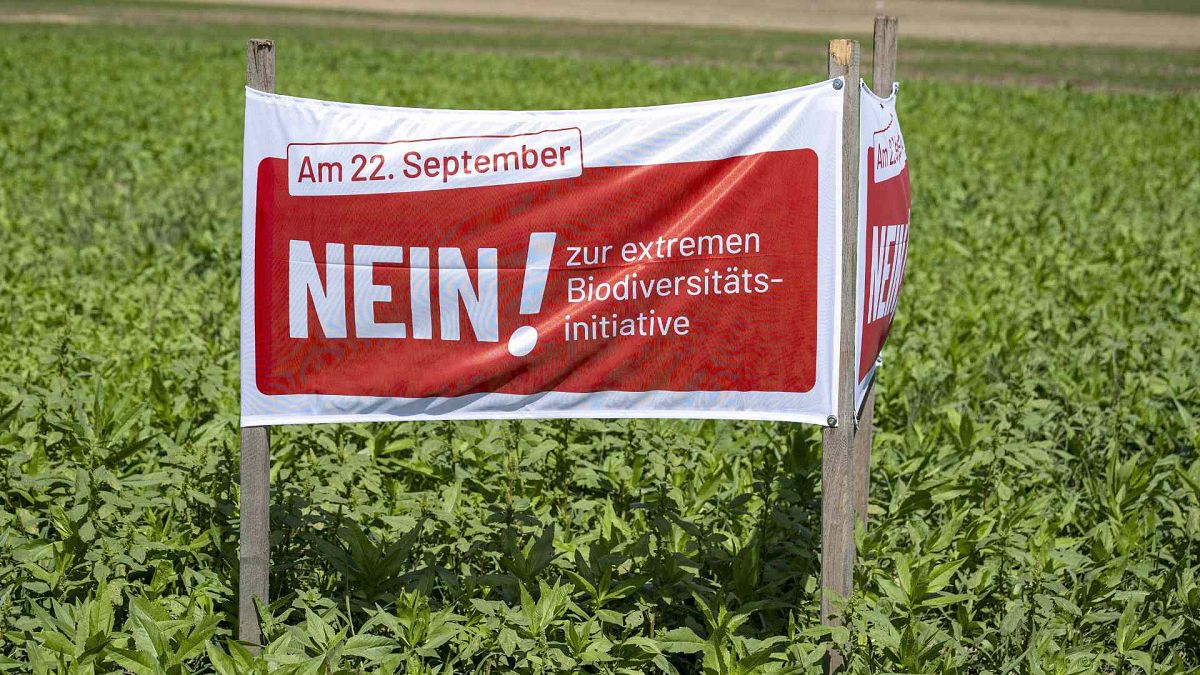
507;232;556;357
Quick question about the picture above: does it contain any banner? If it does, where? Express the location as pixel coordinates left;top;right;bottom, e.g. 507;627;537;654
855;82;912;410
240;80;846;427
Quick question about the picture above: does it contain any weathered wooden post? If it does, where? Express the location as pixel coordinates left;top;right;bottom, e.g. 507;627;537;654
821;37;860;675
853;16;899;524
873;16;899;94
240;38;274;651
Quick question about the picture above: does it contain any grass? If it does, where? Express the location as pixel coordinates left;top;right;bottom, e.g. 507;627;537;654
0;10;1199;675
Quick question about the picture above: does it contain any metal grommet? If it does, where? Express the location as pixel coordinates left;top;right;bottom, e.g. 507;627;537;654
827;415;838;427
832;79;844;90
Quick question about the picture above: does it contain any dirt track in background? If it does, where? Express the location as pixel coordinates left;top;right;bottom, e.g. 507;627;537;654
5;0;1198;92
175;0;1200;48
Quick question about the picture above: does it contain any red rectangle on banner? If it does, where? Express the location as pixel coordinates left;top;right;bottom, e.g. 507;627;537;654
858;145;911;381
253;149;819;398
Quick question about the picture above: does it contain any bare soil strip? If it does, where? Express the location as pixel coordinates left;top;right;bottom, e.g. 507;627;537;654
3;1;1196;92
169;0;1200;49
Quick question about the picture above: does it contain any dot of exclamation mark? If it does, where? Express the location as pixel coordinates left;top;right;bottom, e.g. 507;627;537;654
508;232;557;357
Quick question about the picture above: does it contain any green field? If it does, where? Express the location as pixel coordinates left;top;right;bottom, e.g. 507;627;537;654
1;10;1199;675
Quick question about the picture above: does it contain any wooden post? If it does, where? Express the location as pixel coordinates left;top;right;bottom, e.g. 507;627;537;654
239;38;274;651
853;16;899;524
872;16;899;97
821;38;860;675
853;389;875;522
